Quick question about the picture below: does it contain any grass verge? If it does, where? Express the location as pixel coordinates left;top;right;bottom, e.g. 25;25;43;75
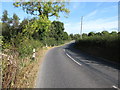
10;47;51;88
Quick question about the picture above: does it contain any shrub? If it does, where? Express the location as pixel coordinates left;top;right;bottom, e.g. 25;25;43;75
76;34;119;49
18;38;43;58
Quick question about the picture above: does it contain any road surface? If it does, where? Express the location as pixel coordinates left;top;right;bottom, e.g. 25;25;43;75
36;42;119;88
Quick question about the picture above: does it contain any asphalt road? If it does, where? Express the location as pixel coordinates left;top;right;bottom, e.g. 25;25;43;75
36;42;119;88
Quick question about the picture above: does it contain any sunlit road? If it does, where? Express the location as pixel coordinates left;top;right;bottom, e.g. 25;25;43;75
36;42;119;88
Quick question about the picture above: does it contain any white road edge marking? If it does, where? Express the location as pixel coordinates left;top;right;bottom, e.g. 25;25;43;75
112;85;120;90
66;53;82;66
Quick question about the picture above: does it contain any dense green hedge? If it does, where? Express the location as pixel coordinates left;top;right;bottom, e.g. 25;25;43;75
75;33;119;62
75;34;119;49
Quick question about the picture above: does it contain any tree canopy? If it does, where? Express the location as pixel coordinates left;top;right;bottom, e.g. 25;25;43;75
88;32;95;36
50;21;64;40
13;13;20;28
13;1;70;19
2;10;9;23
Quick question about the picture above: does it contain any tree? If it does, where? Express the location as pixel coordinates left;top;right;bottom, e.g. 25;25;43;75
110;31;117;35
2;10;9;23
63;32;68;40
95;32;102;36
82;33;87;37
13;1;70;19
49;21;64;41
101;31;109;35
19;18;29;31
1;10;13;27
88;32;95;36
69;34;74;40
24;16;51;40
1;10;11;41
73;34;80;40
13;13;20;28
2;23;11;40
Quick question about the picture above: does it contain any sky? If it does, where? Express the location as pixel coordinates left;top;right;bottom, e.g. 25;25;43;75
1;1;118;34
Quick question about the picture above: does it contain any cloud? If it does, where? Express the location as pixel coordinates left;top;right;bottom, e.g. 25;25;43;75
85;10;98;19
83;19;118;32
64;2;118;34
72;2;81;9
64;16;118;34
64;22;80;34
84;3;118;21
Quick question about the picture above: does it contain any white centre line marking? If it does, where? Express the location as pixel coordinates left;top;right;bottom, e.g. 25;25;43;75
112;85;120;90
63;49;65;52
66;53;82;66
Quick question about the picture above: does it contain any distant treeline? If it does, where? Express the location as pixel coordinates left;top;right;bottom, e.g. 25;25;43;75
73;31;119;62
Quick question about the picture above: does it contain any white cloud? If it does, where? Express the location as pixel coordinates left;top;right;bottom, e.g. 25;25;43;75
83;4;118;21
72;2;81;9
85;10;98;19
83;19;118;32
64;16;118;34
64;2;118;34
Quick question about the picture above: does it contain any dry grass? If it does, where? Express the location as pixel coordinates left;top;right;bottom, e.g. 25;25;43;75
12;47;51;88
2;50;19;88
2;47;51;88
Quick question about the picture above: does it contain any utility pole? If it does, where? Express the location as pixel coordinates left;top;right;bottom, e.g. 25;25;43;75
80;16;83;39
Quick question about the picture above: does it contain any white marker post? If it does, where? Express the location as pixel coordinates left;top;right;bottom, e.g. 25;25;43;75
46;44;48;48
32;48;35;60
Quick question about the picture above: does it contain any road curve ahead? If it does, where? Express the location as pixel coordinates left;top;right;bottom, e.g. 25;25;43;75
36;42;119;88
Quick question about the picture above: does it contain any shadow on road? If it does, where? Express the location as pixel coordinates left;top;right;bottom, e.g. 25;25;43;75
63;42;120;70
